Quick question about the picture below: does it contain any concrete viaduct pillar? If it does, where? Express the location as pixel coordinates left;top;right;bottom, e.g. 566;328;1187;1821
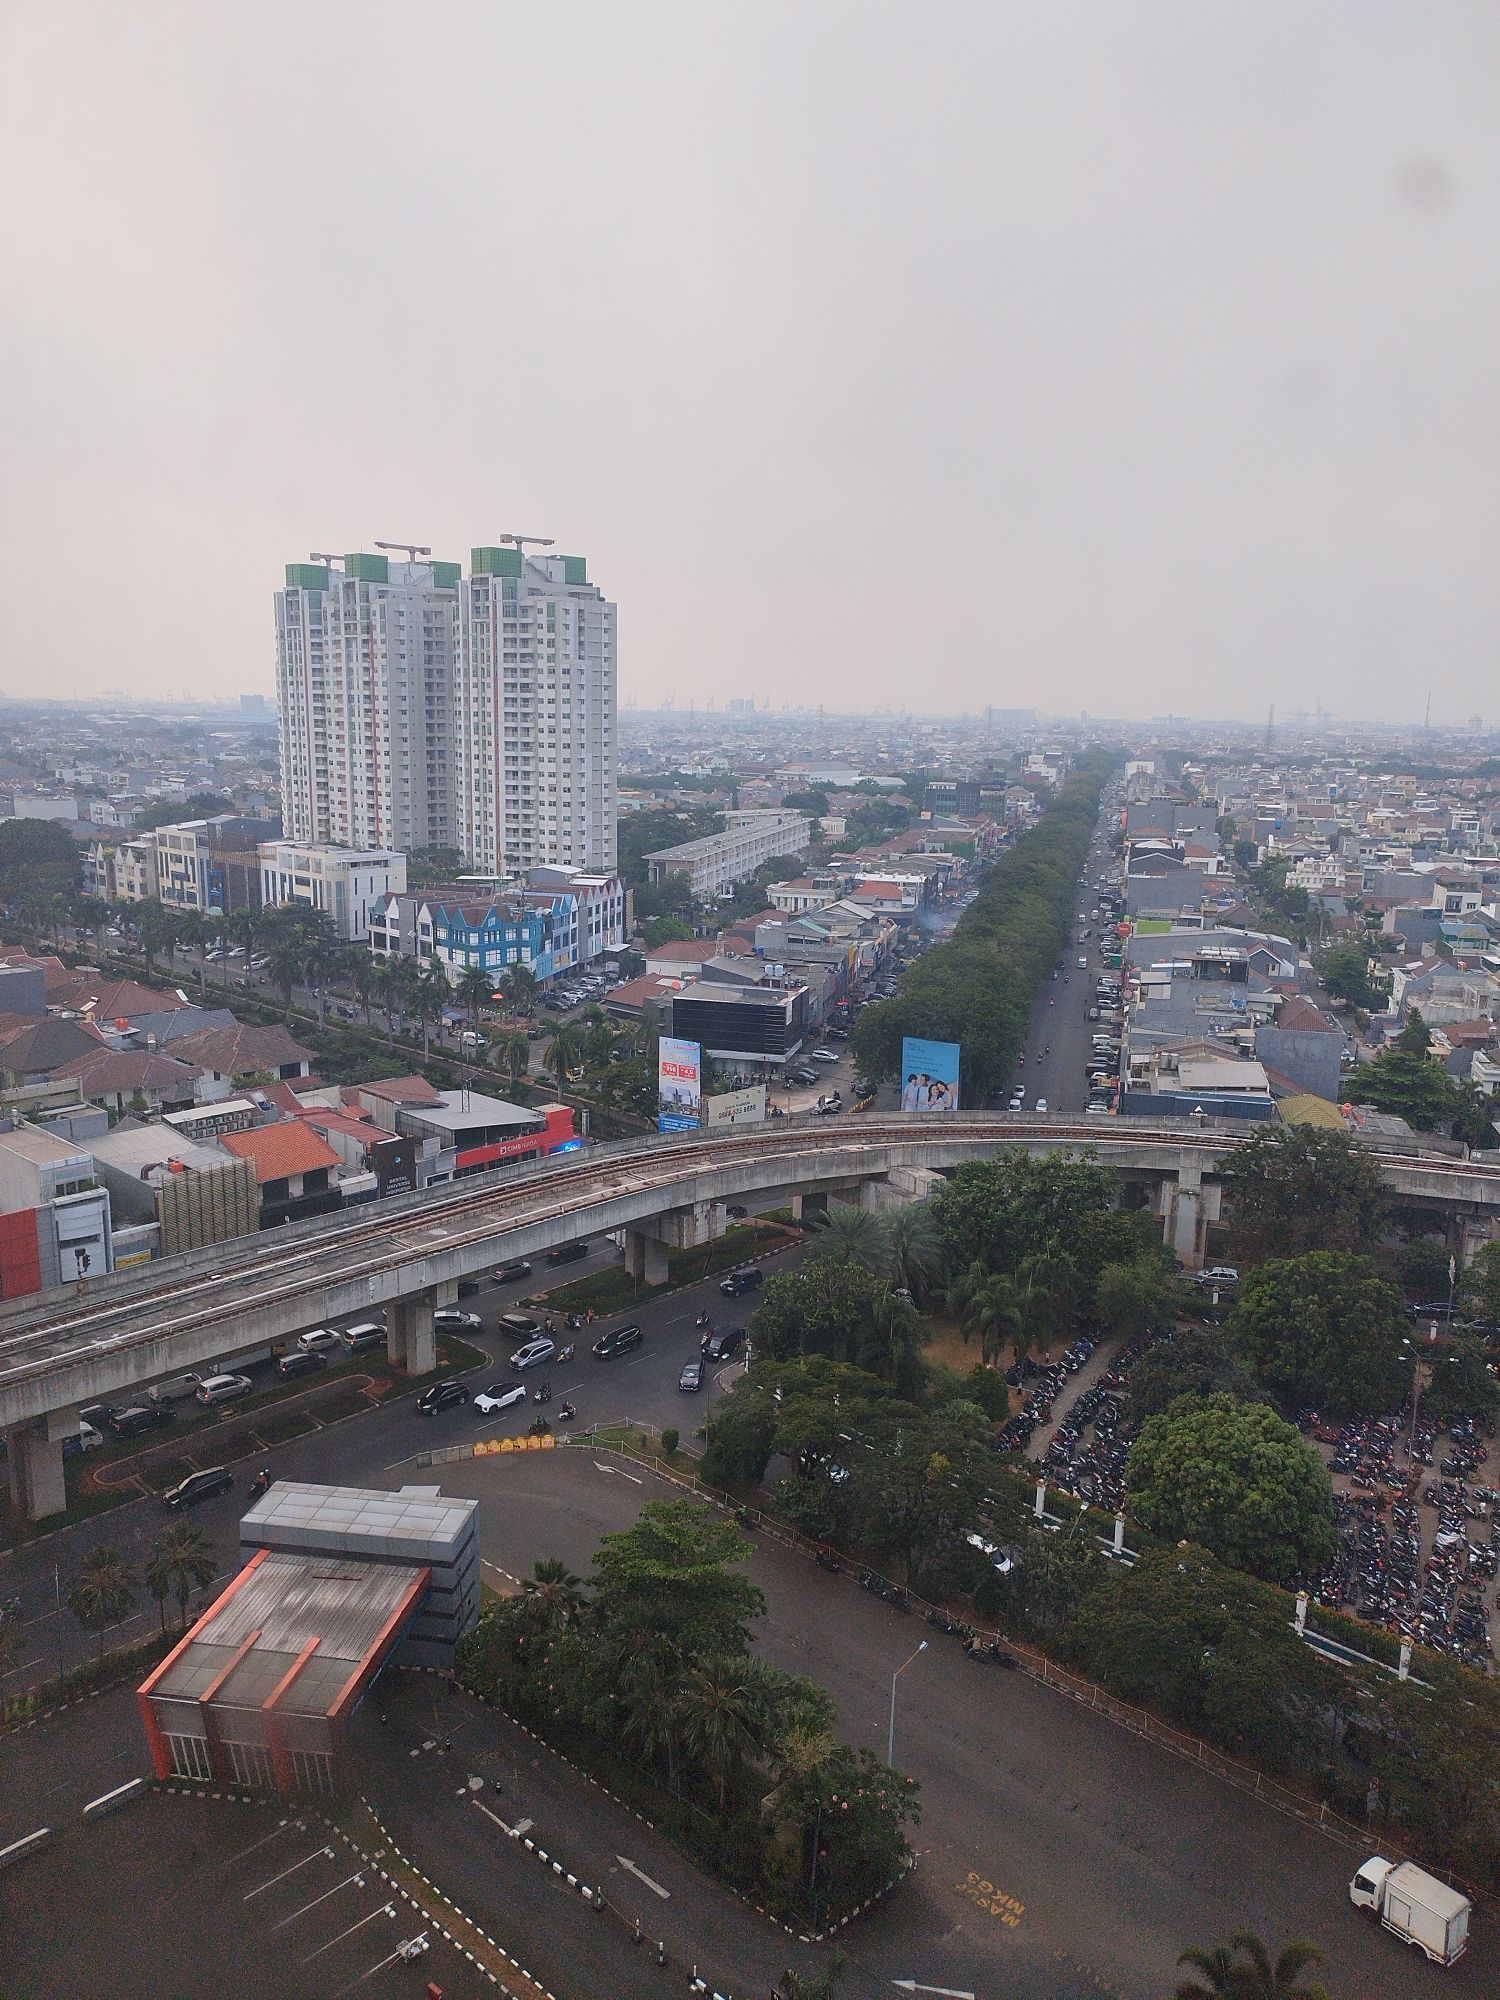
5;1416;70;1521
791;1192;828;1225
624;1230;671;1286
386;1280;455;1376
623;1202;725;1287
1160;1155;1220;1268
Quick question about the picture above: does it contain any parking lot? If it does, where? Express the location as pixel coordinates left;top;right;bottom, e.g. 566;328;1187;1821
0;1792;507;2000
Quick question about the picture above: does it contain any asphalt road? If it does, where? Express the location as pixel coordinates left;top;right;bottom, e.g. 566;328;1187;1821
0;1239;801;1688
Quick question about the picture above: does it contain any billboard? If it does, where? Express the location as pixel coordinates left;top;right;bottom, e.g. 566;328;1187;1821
706;1083;767;1130
900;1036;960;1114
657;1036;703;1132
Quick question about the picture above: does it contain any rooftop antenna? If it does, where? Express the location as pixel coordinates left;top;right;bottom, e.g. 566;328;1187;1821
374;540;432;563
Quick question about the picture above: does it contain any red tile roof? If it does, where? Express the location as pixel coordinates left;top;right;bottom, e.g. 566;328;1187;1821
219;1123;342;1182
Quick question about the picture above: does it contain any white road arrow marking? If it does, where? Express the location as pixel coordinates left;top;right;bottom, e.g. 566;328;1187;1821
616;1854;670;1898
891;1984;975;1998
593;1461;643;1484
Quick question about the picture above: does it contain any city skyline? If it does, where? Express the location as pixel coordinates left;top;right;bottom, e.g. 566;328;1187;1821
2;4;1497;725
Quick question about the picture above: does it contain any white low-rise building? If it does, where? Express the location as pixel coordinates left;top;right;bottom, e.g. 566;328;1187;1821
260;841;407;942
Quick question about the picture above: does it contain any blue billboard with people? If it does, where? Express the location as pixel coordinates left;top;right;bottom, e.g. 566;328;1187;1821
899;1036;960;1113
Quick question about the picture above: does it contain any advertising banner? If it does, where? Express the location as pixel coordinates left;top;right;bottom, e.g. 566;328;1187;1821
657;1036;703;1132
899;1036;961;1113
705;1083;767;1130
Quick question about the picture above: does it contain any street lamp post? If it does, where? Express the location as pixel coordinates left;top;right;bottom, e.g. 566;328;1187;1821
887;1639;928;1767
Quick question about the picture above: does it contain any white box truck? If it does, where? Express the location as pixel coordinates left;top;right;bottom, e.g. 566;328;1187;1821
1350;1856;1470;1964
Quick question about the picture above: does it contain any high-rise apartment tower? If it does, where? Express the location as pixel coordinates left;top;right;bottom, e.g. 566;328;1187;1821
458;548;617;875
275;553;460;851
275;546;616;873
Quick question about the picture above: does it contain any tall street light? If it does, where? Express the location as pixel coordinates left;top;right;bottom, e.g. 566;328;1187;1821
888;1639;928;1767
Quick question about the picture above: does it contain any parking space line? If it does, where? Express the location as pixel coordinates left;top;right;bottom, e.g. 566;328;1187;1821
302;1900;398;1963
229;1816;303;1865
244;1843;334;1900
270;1868;367;1930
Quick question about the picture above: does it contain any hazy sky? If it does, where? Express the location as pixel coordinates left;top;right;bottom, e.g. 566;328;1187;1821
2;3;1497;725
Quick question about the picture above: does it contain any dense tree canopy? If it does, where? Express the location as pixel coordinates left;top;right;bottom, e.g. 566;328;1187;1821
851;754;1112;1103
1343;1046;1461;1134
1064;1544;1343;1762
1125;1394;1337;1582
1317;943;1382;1011
931;1152;1165;1309
1220;1125;1387;1262
1127;1325;1256;1424
1225;1251;1408;1415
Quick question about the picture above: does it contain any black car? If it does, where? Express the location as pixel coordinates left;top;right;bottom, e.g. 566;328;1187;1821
494;1260;534;1283
548;1241;589;1266
702;1327;747;1363
592;1323;643;1360
164;1466;233;1509
725;1204;749;1220
278;1349;328;1379
108;1403;176;1439
720;1268;763;1298
416;1380;470;1415
679;1358;705;1393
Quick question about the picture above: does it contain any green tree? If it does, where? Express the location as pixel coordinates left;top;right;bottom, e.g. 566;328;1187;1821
517;1557;585;1635
1125;1394;1337;1583
1225;1251;1408;1415
591;1500;764;1660
455;962;493;1034
674;1653;769;1808
67;1545;137;1663
1397;1006;1431;1054
1127;1325;1254;1424
1232;839;1258;871
1395;1234;1453;1299
1424;1330;1500;1424
341;943;380;1023
405;846;469;889
1220;1125;1387;1262
134;792;232;831
1317;943;1378;1010
1451;1081;1498;1150
266;933;307;1021
498;962;539;1020
1174;1934;1330;2000
144;1523;218;1632
1064;1545;1344;1764
1092;1255;1176;1340
1464;1239;1500;1328
700;1381;780;1487
948;1263;1028;1367
750;1260;892;1371
882;1201;946;1300
543;1024;584;1097
809;1203;890;1273
489;1028;533;1095
1342;1046;1458;1133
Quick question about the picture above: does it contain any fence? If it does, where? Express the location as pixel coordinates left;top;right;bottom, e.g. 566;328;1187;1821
540;1427;1490;1913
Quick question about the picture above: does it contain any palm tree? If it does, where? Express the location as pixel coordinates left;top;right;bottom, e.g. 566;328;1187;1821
617;1647;683;1788
136;902;176;982
952;1266;1029;1368
774;1954;846;2000
341;944;379;1023
883;1201;946;1300
412;963;449;1059
543;1025;584;1098
500;962;539;1021
858;1289;925;1394
675;1654;769;1809
1174;1933;1330;2000
1017;1247;1083;1356
170;909;204;986
302;932;338;1026
809;1203;889;1273
267;935;307;1022
490;1029;533;1095
67;1545;137;1664
518;1557;584;1633
144;1522;219;1632
455;963;493;1037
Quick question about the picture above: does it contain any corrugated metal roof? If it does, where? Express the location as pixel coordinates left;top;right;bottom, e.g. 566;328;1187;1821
153;1553;425;1717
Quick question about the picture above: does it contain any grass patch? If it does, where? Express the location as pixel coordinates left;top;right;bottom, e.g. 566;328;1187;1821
2;1629;174;1729
539;1265;657;1314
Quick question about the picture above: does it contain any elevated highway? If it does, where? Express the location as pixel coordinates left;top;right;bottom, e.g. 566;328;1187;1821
4;1112;1499;1517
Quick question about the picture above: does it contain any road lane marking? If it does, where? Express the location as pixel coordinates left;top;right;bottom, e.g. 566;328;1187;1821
892;1984;975;1998
593;1461;642;1484
616;1853;670;1897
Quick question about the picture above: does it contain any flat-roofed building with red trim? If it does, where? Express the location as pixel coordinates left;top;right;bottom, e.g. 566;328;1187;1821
139;1480;478;1798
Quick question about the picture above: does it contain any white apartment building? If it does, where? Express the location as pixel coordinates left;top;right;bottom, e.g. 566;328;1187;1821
645;811;813;900
260;841;408;942
275;553;461;853
457;548;617;876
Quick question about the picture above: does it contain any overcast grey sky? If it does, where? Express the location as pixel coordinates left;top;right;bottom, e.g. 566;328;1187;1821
2;2;1496;724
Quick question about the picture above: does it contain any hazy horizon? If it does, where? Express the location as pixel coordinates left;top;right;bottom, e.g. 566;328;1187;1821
2;3;1496;727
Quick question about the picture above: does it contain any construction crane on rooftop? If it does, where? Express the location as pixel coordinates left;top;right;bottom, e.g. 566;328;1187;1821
309;552;343;568
374;540;432;562
491;533;555;552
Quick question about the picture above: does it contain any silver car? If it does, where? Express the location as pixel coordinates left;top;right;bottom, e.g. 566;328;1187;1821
510;1336;557;1370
